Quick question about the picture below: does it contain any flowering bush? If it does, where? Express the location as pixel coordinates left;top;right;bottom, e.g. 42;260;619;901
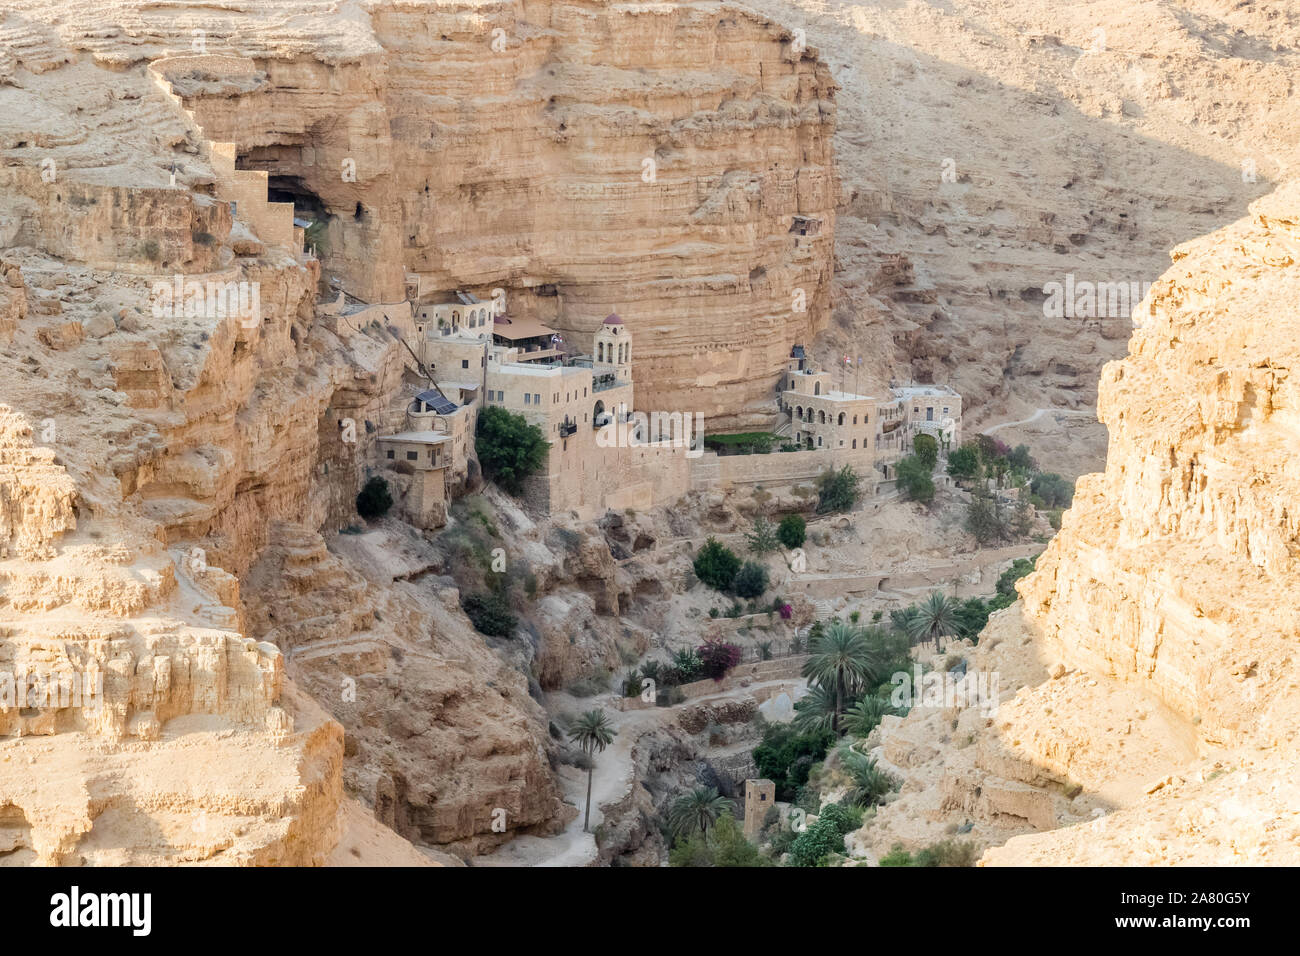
779;603;793;620
697;640;742;681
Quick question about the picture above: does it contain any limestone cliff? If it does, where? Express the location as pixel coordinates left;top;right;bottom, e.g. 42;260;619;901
4;0;838;428
863;184;1300;865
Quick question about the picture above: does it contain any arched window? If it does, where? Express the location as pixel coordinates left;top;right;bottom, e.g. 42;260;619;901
853;415;858;425
818;410;826;424
814;381;821;395
852;439;857;448
837;412;845;426
795;406;803;421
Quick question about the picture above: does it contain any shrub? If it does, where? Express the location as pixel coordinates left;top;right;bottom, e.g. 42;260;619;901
744;515;780;554
356;475;393;519
913;433;938;469
816;465;860;514
777;514;806;549
697;640;742;680
732;561;769;599
461;590;516;637
879;839;978;867
818;802;864;836
669;813;769;867
672;648;703;683
694;537;741;591
475;406;549;495
896;454;935;503
786;815;845;867
996;557;1037;597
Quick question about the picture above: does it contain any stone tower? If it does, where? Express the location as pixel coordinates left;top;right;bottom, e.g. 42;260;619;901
743;778;776;840
593;313;632;385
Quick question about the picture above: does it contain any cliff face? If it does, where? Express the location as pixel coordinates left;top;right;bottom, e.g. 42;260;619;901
25;0;838;427
0;0;835;861
865;184;1300;865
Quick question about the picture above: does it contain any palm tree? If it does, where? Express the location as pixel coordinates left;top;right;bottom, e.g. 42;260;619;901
791;683;838;734
906;591;961;652
801;621;881;734
666;787;733;840
568;709;616;832
841;695;893;738
841;748;896;807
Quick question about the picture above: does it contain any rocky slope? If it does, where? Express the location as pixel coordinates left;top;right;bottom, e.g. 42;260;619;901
862;183;1300;865
743;0;1298;473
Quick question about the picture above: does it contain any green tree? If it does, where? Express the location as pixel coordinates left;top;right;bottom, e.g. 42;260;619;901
568;709;616;832
802;622;881;734
816;465;861;514
744;515;780;554
475;406;549;495
356;475;393;519
965;492;1009;544
946;444;980;480
752;724;835;800
732;561;769;599
1007;444;1036;472
666;786;734;841
896;454;935;504
913;433;939;469
1030;472;1075;509
1012;494;1034;537
777;514;806;549
905;591;961;651
693;537;741;591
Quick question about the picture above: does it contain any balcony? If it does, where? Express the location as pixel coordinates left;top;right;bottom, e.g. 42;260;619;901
559;420;578;437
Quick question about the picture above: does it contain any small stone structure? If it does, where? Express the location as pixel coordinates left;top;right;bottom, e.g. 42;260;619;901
743;778;776;839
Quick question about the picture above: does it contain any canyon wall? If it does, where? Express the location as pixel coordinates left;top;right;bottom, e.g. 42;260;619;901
46;0;838;427
863;183;1300;865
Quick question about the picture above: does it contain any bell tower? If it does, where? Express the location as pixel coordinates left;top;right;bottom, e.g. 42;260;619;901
593;313;632;384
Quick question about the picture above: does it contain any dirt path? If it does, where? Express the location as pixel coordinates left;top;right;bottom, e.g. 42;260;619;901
473;677;807;867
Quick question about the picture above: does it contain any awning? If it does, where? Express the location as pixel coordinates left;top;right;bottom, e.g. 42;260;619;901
493;315;557;341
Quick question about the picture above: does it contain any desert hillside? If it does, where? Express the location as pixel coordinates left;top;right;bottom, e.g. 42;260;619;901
862;182;1300;865
745;0;1297;475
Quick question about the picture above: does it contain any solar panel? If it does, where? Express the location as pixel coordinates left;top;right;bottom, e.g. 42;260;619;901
415;389;459;414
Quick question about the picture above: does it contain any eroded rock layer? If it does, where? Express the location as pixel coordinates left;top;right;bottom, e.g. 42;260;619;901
866;184;1300;865
4;0;838;427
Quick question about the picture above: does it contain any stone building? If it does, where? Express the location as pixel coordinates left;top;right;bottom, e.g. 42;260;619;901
743;778;776;840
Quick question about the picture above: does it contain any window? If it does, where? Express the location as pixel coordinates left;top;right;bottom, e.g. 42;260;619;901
462;359;469;369
943;407;949;415
406;451;418;461
534;393;541;405
386;449;395;459
927;407;934;421
524;394;531;405
852;439;857;448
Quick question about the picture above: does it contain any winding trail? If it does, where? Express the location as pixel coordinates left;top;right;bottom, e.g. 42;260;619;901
473;677;807;867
